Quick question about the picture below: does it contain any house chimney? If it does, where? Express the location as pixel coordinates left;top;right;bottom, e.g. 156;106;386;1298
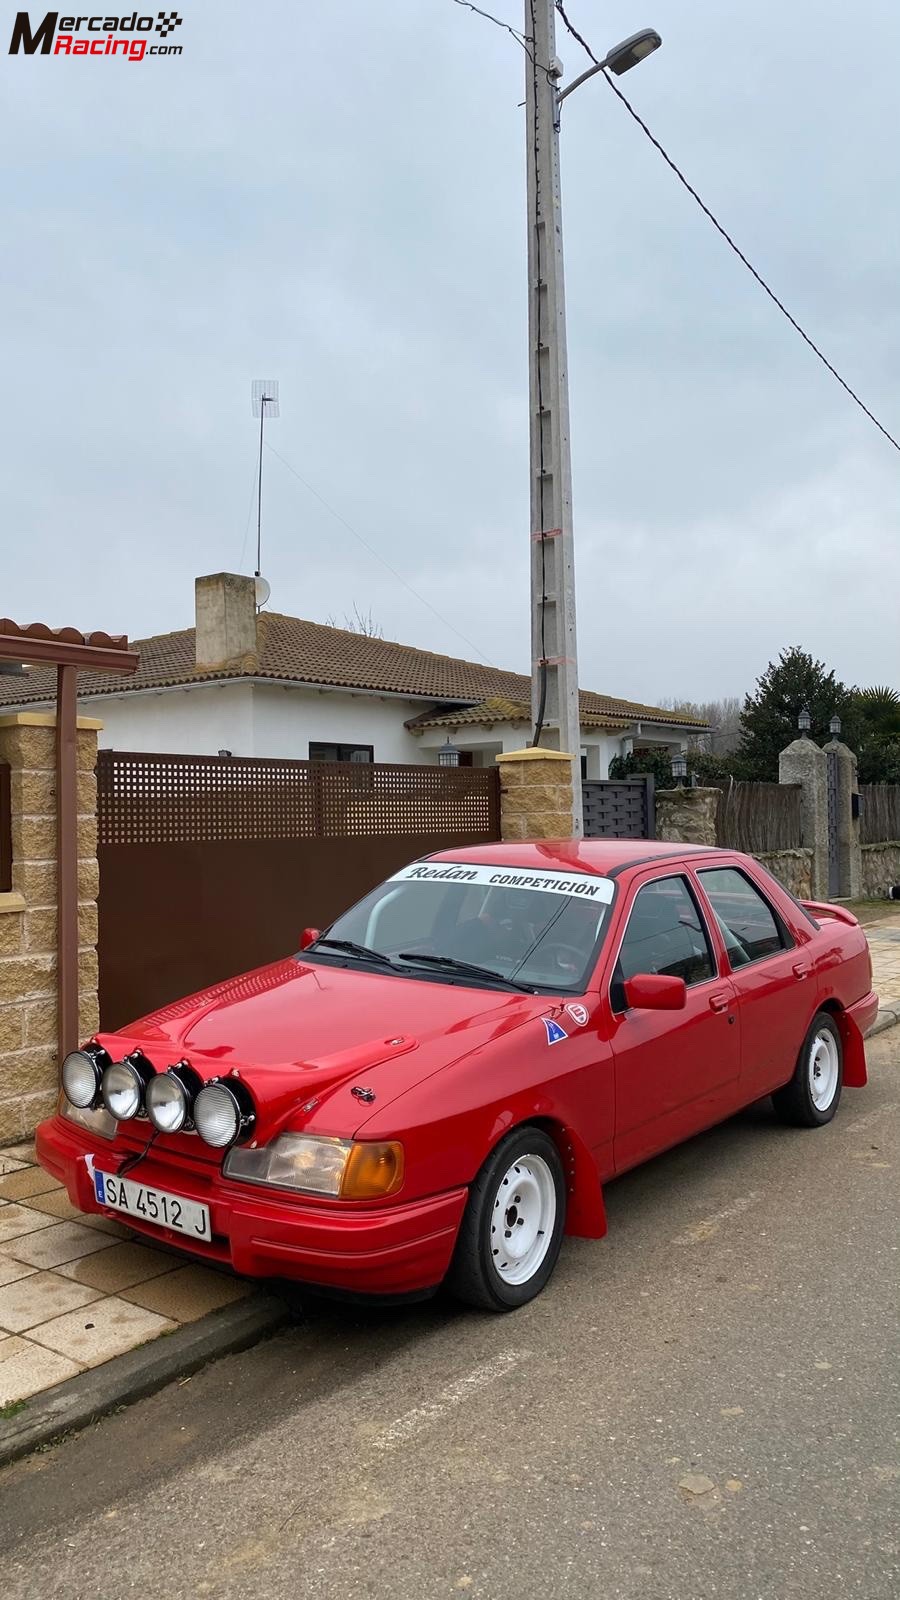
195;573;259;672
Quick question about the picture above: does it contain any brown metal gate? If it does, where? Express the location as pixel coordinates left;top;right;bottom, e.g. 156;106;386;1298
98;750;500;1031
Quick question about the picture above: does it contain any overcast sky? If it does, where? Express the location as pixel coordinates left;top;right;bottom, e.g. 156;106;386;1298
2;0;898;704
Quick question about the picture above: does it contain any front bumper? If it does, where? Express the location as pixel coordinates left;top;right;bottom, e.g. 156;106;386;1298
36;1116;468;1297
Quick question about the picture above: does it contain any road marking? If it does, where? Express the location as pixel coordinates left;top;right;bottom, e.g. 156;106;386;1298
371;1349;531;1453
845;1100;899;1134
671;1191;762;1245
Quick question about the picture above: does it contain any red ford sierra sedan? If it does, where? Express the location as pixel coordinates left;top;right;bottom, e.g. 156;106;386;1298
37;841;877;1311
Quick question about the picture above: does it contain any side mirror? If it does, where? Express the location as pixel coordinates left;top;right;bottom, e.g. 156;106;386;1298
298;927;320;951
623;973;687;1011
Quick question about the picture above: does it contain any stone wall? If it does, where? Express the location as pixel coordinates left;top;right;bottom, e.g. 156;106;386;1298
656;787;719;847
860;843;900;899
753;849;813;900
0;713;101;1142
497;748;575;841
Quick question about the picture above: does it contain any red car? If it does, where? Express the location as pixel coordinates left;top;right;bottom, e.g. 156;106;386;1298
38;841;877;1311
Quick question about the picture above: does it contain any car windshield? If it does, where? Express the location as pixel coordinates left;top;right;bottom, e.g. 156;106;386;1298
310;862;615;992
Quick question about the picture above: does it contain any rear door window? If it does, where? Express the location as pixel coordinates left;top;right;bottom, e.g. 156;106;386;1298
698;867;791;967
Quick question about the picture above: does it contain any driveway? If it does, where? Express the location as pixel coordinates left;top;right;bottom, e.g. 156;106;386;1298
1;1030;898;1600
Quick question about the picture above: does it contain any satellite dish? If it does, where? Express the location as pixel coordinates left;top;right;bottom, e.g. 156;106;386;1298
255;575;271;609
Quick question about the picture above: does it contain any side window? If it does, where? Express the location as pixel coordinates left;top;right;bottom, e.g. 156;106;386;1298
698;867;789;966
612;875;715;1008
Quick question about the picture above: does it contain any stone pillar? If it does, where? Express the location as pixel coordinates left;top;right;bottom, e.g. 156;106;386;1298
779;737;828;899
825;739;862;899
0;713;102;1142
655;787;719;846
496;748;576;840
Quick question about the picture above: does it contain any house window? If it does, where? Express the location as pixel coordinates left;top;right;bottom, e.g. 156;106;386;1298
308;743;374;764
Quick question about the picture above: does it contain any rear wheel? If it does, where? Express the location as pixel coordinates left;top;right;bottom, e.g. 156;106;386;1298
772;1011;843;1127
447;1127;566;1311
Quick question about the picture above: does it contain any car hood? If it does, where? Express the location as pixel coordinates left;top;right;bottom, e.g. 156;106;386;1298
99;957;556;1140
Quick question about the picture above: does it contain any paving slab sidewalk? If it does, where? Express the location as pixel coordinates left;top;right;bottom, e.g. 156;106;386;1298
0;1143;287;1460
863;918;900;1035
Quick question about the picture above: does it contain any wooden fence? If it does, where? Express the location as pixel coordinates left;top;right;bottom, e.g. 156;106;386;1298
860;785;900;846
715;781;803;854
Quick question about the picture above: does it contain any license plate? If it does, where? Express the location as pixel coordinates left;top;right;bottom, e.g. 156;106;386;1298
94;1169;211;1242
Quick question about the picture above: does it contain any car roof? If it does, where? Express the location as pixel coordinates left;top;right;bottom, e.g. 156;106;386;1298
427;839;730;877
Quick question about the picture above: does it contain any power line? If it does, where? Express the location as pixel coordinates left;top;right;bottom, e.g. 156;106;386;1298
265;442;493;664
552;0;900;454
450;0;533;59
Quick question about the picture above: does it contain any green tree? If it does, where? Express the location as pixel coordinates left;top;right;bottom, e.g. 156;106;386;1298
737;648;862;780
852;686;900;782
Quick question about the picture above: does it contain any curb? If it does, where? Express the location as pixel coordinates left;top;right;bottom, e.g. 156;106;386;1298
866;1004;900;1039
0;1291;289;1471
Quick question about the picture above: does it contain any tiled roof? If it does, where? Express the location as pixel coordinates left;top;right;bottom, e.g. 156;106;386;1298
405;696;634;733
0;611;708;729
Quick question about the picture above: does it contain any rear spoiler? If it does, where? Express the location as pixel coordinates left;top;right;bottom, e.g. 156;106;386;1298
802;900;859;926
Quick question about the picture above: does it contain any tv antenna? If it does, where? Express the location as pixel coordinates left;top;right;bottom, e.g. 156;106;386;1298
251;378;279;606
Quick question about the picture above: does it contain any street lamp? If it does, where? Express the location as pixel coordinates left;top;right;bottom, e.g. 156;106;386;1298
558;29;662;103
438;737;460;768
829;714;842;738
798;708;811;736
671;753;688;786
525;8;661;837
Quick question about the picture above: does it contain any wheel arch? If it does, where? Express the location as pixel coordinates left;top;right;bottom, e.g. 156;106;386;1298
526;1116;607;1240
817;997;867;1088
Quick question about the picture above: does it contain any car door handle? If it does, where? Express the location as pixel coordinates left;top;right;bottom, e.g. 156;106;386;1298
792;962;809;980
709;992;731;1013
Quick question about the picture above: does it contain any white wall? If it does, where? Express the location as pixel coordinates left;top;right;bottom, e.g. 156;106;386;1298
84;681;691;772
91;683;255;755
88;681;431;763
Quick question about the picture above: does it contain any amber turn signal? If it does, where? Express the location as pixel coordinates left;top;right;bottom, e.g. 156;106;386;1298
340;1141;404;1200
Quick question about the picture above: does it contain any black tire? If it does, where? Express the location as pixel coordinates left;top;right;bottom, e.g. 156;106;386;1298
772;1011;843;1128
447;1127;566;1312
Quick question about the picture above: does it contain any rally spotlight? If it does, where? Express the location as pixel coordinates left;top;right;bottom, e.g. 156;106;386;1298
62;1043;111;1110
146;1062;203;1136
193;1080;256;1149
101;1050;155;1122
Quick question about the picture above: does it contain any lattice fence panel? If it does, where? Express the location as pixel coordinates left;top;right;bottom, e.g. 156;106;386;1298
97;750;500;846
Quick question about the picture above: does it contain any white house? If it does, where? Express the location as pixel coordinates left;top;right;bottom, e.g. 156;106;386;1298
0;573;706;776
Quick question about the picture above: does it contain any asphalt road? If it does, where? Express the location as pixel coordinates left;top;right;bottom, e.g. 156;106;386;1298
2;1032;898;1600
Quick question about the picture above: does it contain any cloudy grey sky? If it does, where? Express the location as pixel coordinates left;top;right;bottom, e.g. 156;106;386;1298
2;0;898;704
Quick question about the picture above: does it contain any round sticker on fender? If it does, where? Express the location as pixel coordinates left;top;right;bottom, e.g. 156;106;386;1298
565;1003;589;1027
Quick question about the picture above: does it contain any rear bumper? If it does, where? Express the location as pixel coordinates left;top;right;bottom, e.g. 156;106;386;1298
35;1116;468;1296
849;989;879;1038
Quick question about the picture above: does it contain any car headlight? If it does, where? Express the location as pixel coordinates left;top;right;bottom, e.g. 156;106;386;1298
101;1051;153;1121
224;1134;404;1199
146;1063;202;1135
61;1095;116;1139
193;1081;255;1149
62;1045;109;1109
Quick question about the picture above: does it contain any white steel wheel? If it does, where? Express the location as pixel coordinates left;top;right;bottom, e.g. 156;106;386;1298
808;1028;840;1112
447;1126;567;1311
490;1155;557;1286
772;1010;843;1128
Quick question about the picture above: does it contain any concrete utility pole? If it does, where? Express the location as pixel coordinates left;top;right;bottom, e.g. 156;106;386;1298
524;0;582;834
523;7;661;836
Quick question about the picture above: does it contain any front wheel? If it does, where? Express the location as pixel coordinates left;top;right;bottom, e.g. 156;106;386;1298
447;1127;566;1311
772;1011;843;1127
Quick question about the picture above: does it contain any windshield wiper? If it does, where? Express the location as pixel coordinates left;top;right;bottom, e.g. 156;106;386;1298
396;951;536;993
311;937;397;969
